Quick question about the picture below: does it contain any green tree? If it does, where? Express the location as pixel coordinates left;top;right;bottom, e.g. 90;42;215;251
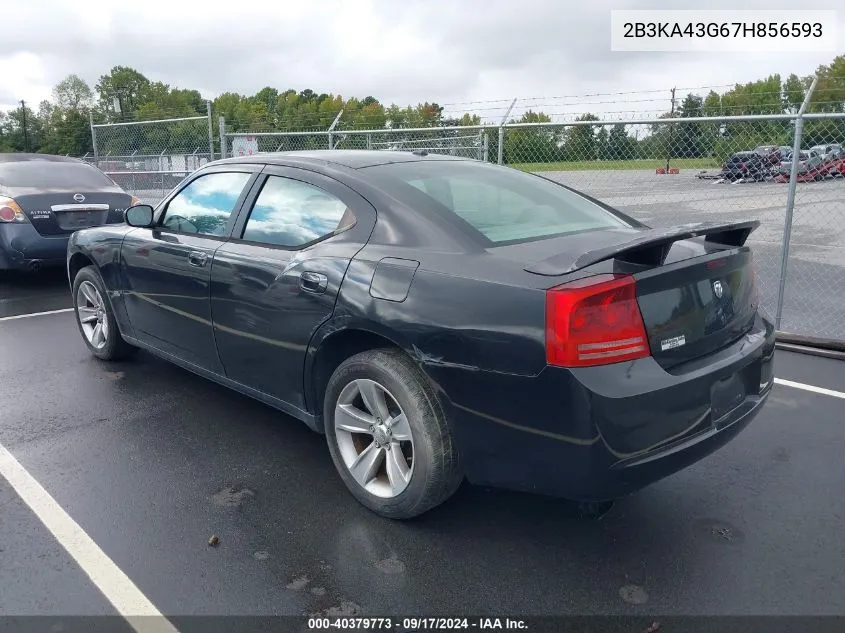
676;93;703;157
561;113;599;161
607;123;635;160
95;66;150;120
503;110;558;164
54;74;94;111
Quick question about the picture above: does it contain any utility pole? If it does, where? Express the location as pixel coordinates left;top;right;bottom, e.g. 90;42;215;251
20;100;30;152
665;87;676;174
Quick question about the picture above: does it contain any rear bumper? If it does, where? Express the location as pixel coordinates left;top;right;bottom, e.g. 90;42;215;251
432;312;776;501
0;223;70;270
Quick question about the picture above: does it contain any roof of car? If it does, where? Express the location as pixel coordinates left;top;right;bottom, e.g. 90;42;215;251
213;149;471;170
0;153;84;164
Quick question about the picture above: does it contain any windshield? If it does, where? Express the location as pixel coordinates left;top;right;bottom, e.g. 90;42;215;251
363;160;632;244
0;161;115;189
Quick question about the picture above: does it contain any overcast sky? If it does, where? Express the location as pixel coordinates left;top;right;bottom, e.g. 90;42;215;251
1;0;842;121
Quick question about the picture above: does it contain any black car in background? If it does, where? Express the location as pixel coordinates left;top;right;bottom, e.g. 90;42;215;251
724;152;767;181
0;154;139;271
67;150;774;519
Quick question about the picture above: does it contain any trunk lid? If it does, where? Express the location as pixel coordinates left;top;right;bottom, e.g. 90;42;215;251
634;249;757;369
9;190;133;236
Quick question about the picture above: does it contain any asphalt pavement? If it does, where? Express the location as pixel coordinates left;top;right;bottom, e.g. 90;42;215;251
1;269;844;627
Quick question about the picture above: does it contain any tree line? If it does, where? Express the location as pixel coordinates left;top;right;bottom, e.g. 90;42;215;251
1;55;843;165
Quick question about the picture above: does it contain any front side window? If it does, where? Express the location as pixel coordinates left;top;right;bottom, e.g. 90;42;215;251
241;176;353;248
364;160;631;245
161;172;252;236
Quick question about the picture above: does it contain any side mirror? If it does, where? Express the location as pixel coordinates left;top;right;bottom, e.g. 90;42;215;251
125;204;155;228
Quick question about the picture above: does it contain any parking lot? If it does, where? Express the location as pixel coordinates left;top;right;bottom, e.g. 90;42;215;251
1;267;844;625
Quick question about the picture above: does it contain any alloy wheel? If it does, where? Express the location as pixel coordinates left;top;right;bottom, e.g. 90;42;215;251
76;280;109;350
334;378;414;498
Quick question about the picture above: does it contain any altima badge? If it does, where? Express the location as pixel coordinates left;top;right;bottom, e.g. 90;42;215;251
713;280;724;298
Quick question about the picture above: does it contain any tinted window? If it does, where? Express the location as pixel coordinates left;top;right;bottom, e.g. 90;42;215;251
161;172;251;236
363;161;631;244
0;161;115;188
241;176;353;247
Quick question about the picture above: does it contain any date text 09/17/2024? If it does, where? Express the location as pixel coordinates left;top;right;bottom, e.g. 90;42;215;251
307;617;528;630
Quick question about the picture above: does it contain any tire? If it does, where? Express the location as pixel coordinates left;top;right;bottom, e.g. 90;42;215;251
72;265;137;361
324;348;463;519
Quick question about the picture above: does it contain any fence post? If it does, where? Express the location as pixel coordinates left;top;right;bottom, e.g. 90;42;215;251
89;111;99;168
775;75;818;331
206;101;214;161
498;98;517;165
327;109;344;150
482;131;489;162
218;116;227;159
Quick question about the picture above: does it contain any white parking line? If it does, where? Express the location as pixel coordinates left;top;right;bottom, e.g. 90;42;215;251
774;377;845;400
0;307;74;322
0;443;179;633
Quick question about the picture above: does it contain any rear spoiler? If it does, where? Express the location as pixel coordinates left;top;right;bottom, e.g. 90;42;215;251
524;220;760;276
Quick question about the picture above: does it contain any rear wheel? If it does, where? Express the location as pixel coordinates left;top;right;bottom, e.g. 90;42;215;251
72;266;137;361
324;349;462;519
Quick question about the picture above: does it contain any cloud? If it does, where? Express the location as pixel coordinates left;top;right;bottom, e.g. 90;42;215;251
1;0;843;118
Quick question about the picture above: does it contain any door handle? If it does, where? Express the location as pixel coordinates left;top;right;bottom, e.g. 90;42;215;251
300;271;328;294
188;251;208;267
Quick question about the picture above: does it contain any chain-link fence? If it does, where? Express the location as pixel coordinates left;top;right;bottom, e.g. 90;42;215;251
222;128;488;161
83;105;215;201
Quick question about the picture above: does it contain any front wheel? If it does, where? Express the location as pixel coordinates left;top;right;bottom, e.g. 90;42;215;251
72;266;137;361
324;349;462;519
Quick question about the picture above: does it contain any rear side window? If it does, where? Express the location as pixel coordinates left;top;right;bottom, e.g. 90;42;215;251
364;161;631;245
240;176;354;248
0;161;115;188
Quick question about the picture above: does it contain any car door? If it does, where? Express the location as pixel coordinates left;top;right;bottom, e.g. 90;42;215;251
209;166;377;410
120;166;260;371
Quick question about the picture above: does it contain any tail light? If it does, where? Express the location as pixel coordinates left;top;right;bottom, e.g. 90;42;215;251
0;196;28;223
545;274;650;368
739;162;746;170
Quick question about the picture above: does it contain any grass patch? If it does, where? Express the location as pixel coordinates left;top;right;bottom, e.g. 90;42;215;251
510;158;721;172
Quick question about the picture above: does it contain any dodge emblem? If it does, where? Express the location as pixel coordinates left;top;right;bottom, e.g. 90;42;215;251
73;193;85;202
713;280;724;298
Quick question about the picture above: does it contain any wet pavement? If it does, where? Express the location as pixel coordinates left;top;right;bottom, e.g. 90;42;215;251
1;269;844;621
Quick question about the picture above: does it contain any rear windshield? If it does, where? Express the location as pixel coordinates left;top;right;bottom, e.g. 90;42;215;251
0;161;115;189
363;160;632;244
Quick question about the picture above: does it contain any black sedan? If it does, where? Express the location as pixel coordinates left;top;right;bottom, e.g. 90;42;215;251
1;153;139;271
67;150;775;519
723;151;767;181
